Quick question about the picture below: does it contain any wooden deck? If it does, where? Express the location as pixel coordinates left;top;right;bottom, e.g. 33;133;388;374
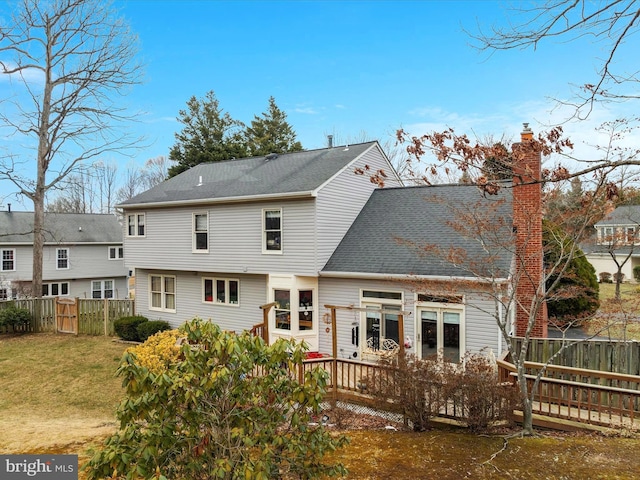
294;356;640;431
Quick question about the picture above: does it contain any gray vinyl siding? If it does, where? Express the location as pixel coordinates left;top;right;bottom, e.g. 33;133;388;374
125;199;318;276
318;277;501;359
315;145;402;270
1;244;128;298
3;244;126;280
134;268;267;331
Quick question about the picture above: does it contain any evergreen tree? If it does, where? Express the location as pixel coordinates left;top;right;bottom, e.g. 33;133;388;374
168;91;247;178
544;220;600;326
245;96;303;156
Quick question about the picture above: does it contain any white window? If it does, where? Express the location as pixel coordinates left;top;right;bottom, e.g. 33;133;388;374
127;213;145;237
150;274;176;312
298;289;314;331
92;279;114;299
263;209;282;253
0;288;8;300
274;289;291;330
417;294;464;363
57;248;69;269
193;213;209;252
1;249;15;271
42;282;69;297
108;246;124;260
626;227;636;244
601;227;614;243
361;290;403;352
202;278;239;305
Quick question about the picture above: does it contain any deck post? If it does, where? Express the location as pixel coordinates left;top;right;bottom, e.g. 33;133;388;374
331;306;338;403
398;313;405;357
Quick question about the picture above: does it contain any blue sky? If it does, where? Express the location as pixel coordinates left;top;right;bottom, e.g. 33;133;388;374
1;0;638;208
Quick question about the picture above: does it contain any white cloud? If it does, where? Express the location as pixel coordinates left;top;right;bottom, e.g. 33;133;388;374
0;61;44;84
294;106;319;115
400;99;640;178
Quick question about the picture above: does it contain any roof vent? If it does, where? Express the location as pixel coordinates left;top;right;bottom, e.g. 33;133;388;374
327;135;333;148
265;153;278;161
197;175;203;186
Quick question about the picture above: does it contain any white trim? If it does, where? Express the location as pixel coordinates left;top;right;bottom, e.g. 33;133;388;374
118;191;316;209
192;211;209;253
262;208;283;255
149;274;176;313
415;295;466;363
202;277;239;306
126;213;146;237
108;246;124;260
56;248;69;270
91;279;115;299
320;270;509;283
1;248;16;272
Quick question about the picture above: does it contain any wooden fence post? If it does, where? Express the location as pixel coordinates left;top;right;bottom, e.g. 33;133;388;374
104;298;109;336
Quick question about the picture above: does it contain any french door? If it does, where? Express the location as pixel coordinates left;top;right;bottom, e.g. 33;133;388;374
418;308;462;363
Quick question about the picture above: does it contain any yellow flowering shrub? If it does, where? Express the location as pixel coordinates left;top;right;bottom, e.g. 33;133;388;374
127;329;181;374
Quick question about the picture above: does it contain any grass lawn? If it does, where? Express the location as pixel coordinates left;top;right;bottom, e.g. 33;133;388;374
2;333;640;479
586;282;640;339
0;333;126;455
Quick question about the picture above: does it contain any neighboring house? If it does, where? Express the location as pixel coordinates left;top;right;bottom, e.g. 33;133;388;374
0;210;130;300
119;132;546;362
584;205;640;283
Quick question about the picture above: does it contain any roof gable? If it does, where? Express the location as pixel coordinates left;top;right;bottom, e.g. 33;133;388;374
119;142;381;207
0;211;123;244
322;183;513;278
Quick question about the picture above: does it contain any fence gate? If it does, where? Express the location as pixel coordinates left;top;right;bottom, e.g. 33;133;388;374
55;297;78;335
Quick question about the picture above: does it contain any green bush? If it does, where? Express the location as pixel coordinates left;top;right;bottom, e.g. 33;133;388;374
86;318;348;480
114;315;148;341
0;306;32;332
544;220;600;325
634;266;640;282
136;320;170;342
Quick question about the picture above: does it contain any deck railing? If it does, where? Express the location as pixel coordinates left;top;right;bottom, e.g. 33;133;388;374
497;356;640;428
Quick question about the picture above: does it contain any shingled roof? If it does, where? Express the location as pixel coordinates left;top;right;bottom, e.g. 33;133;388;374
118;142;380;207
595;205;640;226
0;211;123;244
322;183;513;279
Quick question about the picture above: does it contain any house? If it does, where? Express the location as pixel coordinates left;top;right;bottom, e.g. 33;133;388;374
119;129;546;362
584;205;640;282
0;209;130;300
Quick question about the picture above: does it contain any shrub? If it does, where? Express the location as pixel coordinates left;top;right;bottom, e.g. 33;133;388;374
600;272;612;283
445;353;519;432
364;354;450;431
634;266;640;282
114;315;148;341
86;318;348;480
127;329;181;374
0;306;32;332
136;320;170;342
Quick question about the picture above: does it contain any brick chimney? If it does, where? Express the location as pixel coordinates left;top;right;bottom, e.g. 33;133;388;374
512;123;548;337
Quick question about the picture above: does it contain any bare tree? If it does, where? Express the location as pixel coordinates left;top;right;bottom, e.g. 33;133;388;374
140;156;169;190
472;1;640;118
95;161;118;213
0;0;142;299
394;125;629;434
115;164;144;205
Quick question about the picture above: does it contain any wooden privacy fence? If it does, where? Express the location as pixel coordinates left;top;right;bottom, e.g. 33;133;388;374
512;336;640;375
0;298;134;335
